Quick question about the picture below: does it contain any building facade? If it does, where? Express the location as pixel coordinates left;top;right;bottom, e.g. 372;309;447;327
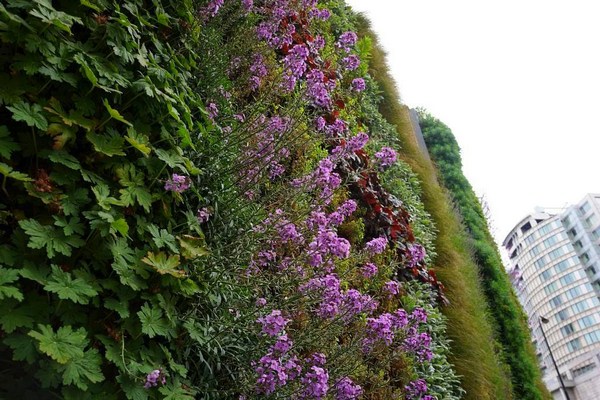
504;194;600;400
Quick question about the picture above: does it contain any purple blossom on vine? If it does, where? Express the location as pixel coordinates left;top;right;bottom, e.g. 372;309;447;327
254;354;288;395
408;243;426;267
197;207;211;223
336;31;358;52
241;0;253;13
405;379;428;400
351;77;366;92
375;146;397;167
300;366;329;399
272;334;293;354
256;297;267;307
334;377;363;400
342;55;360;71
207;102;219;121
384;280;400;297
361;262;378;278
257;310;289;336
144;369;166;388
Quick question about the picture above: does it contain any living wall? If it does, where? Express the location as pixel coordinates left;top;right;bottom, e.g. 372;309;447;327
0;0;463;398
418;111;550;399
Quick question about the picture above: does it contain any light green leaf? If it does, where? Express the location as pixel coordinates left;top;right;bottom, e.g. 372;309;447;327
111;218;129;237
54;215;85;236
6;100;48;130
137;303;172;338
28;324;87;364
147;225;178;253
177;235;209;259
125;127;151;156
141;251;185;278
29;0;82;34
103;99;132;127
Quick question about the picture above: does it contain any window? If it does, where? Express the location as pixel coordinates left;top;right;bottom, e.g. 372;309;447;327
560;272;577;286
566;338;582;352
539;223;552;236
540;269;552;281
580;202;591;215
550;295;563;308
544;282;559;295
555;259;570;273
593;228;600;240
564;286;582;300
572;300;591;313
534;258;546;269
584;330;600;345
586;214;598;227
531;244;541;256
587;266;597;277
543;235;558;249
568;228;578;237
572;363;596;378
562;216;572;227
578;315;596;329
524;235;535;245
548;247;564;260
556;309;570;322
521;222;532;234
581;253;590;263
574;240;583;251
561;323;575;336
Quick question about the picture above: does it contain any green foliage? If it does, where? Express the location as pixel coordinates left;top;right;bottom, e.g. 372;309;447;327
419;110;551;399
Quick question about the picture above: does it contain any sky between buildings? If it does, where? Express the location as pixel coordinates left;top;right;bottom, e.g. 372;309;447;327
345;0;600;255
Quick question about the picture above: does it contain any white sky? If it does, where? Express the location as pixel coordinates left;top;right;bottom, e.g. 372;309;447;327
345;0;600;252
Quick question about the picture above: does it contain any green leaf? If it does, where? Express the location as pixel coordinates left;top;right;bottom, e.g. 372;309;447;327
148;224;178;253
6;100;48;130
178;279;200;297
86;129;125;156
117;165;152;212
0;267;22;301
19;219;84;258
177;235;209;260
0;305;34;333
92;182;124;210
3;333;37;363
103;99;132;127
0;125;20;159
61;348;104;390
0;162;33;182
54;215;85;236
111;218;129;237
125;127;151;156
61;188;90;216
158;381;196;399
28;324;87;364
19;261;49;285
44;266;98;304
104;298;130;318
137;303;172;338
29;0;82;34
47;150;81;169
110;238;148;291
141;251;185;278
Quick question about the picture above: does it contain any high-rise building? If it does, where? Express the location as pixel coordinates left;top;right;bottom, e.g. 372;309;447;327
504;194;600;400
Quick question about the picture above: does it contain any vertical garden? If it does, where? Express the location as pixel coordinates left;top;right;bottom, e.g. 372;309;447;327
0;1;547;399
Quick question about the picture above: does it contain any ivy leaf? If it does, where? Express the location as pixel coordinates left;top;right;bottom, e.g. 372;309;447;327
92;182;124;210
6;100;48;130
86;128;126;156
44;266;98;304
158;381;196;399
110;218;129;237
137;303;172;338
104;298;130;318
0;304;35;333
141;252;185;278
61;188;90;216
19;261;49;285
110;238;148;291
28;324;87;364
177;235;209;260
0;125;20;159
0;162;33;182
103;99;132;127
117;164;152;212
61;348;105;390
19;219;84;258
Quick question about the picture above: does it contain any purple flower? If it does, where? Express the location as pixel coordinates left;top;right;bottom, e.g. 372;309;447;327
364;313;395;348
408;243;426;267
346;132;369;152
351;77;366;92
405;379;428;400
342;55;360;71
404;332;433;362
300;366;329;399
272;334;293;354
375;146;397;167
336;31;358;52
256;297;267;307
365;237;388;254
241;0;253;12
300;274;342;319
164;174;191;193
257;310;290;336
254;354;288;395
197;207;210;223
361;263;378;278
207;102;219;121
410;307;428;324
384;280;400;297
334;377;363;400
341;289;377;320
315;116;326;131
144;369;166;388
202;0;224;18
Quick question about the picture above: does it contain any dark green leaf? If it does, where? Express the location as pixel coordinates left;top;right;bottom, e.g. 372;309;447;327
6;100;48;130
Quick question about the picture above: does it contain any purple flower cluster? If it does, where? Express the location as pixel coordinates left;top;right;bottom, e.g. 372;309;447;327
249;54;268;90
336;31;358;53
197;207;210;223
384;280;400;297
300;366;329;399
361;262;378;278
144;369;166;389
164;174;191;193
334;377;363;400
201;0;224;19
408;243;426;268
300;274;342;319
351;77;366;92
258;310;290;336
403;332;433;362
342;55;360;71
405;379;428;400
207;102;219;121
375;146;398;167
254;354;289;395
292;158;342;203
365;237;388;254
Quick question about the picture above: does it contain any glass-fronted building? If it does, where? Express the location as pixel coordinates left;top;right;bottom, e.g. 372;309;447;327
504;194;600;400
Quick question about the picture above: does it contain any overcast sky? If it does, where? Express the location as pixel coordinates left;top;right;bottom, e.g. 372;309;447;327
345;0;600;253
